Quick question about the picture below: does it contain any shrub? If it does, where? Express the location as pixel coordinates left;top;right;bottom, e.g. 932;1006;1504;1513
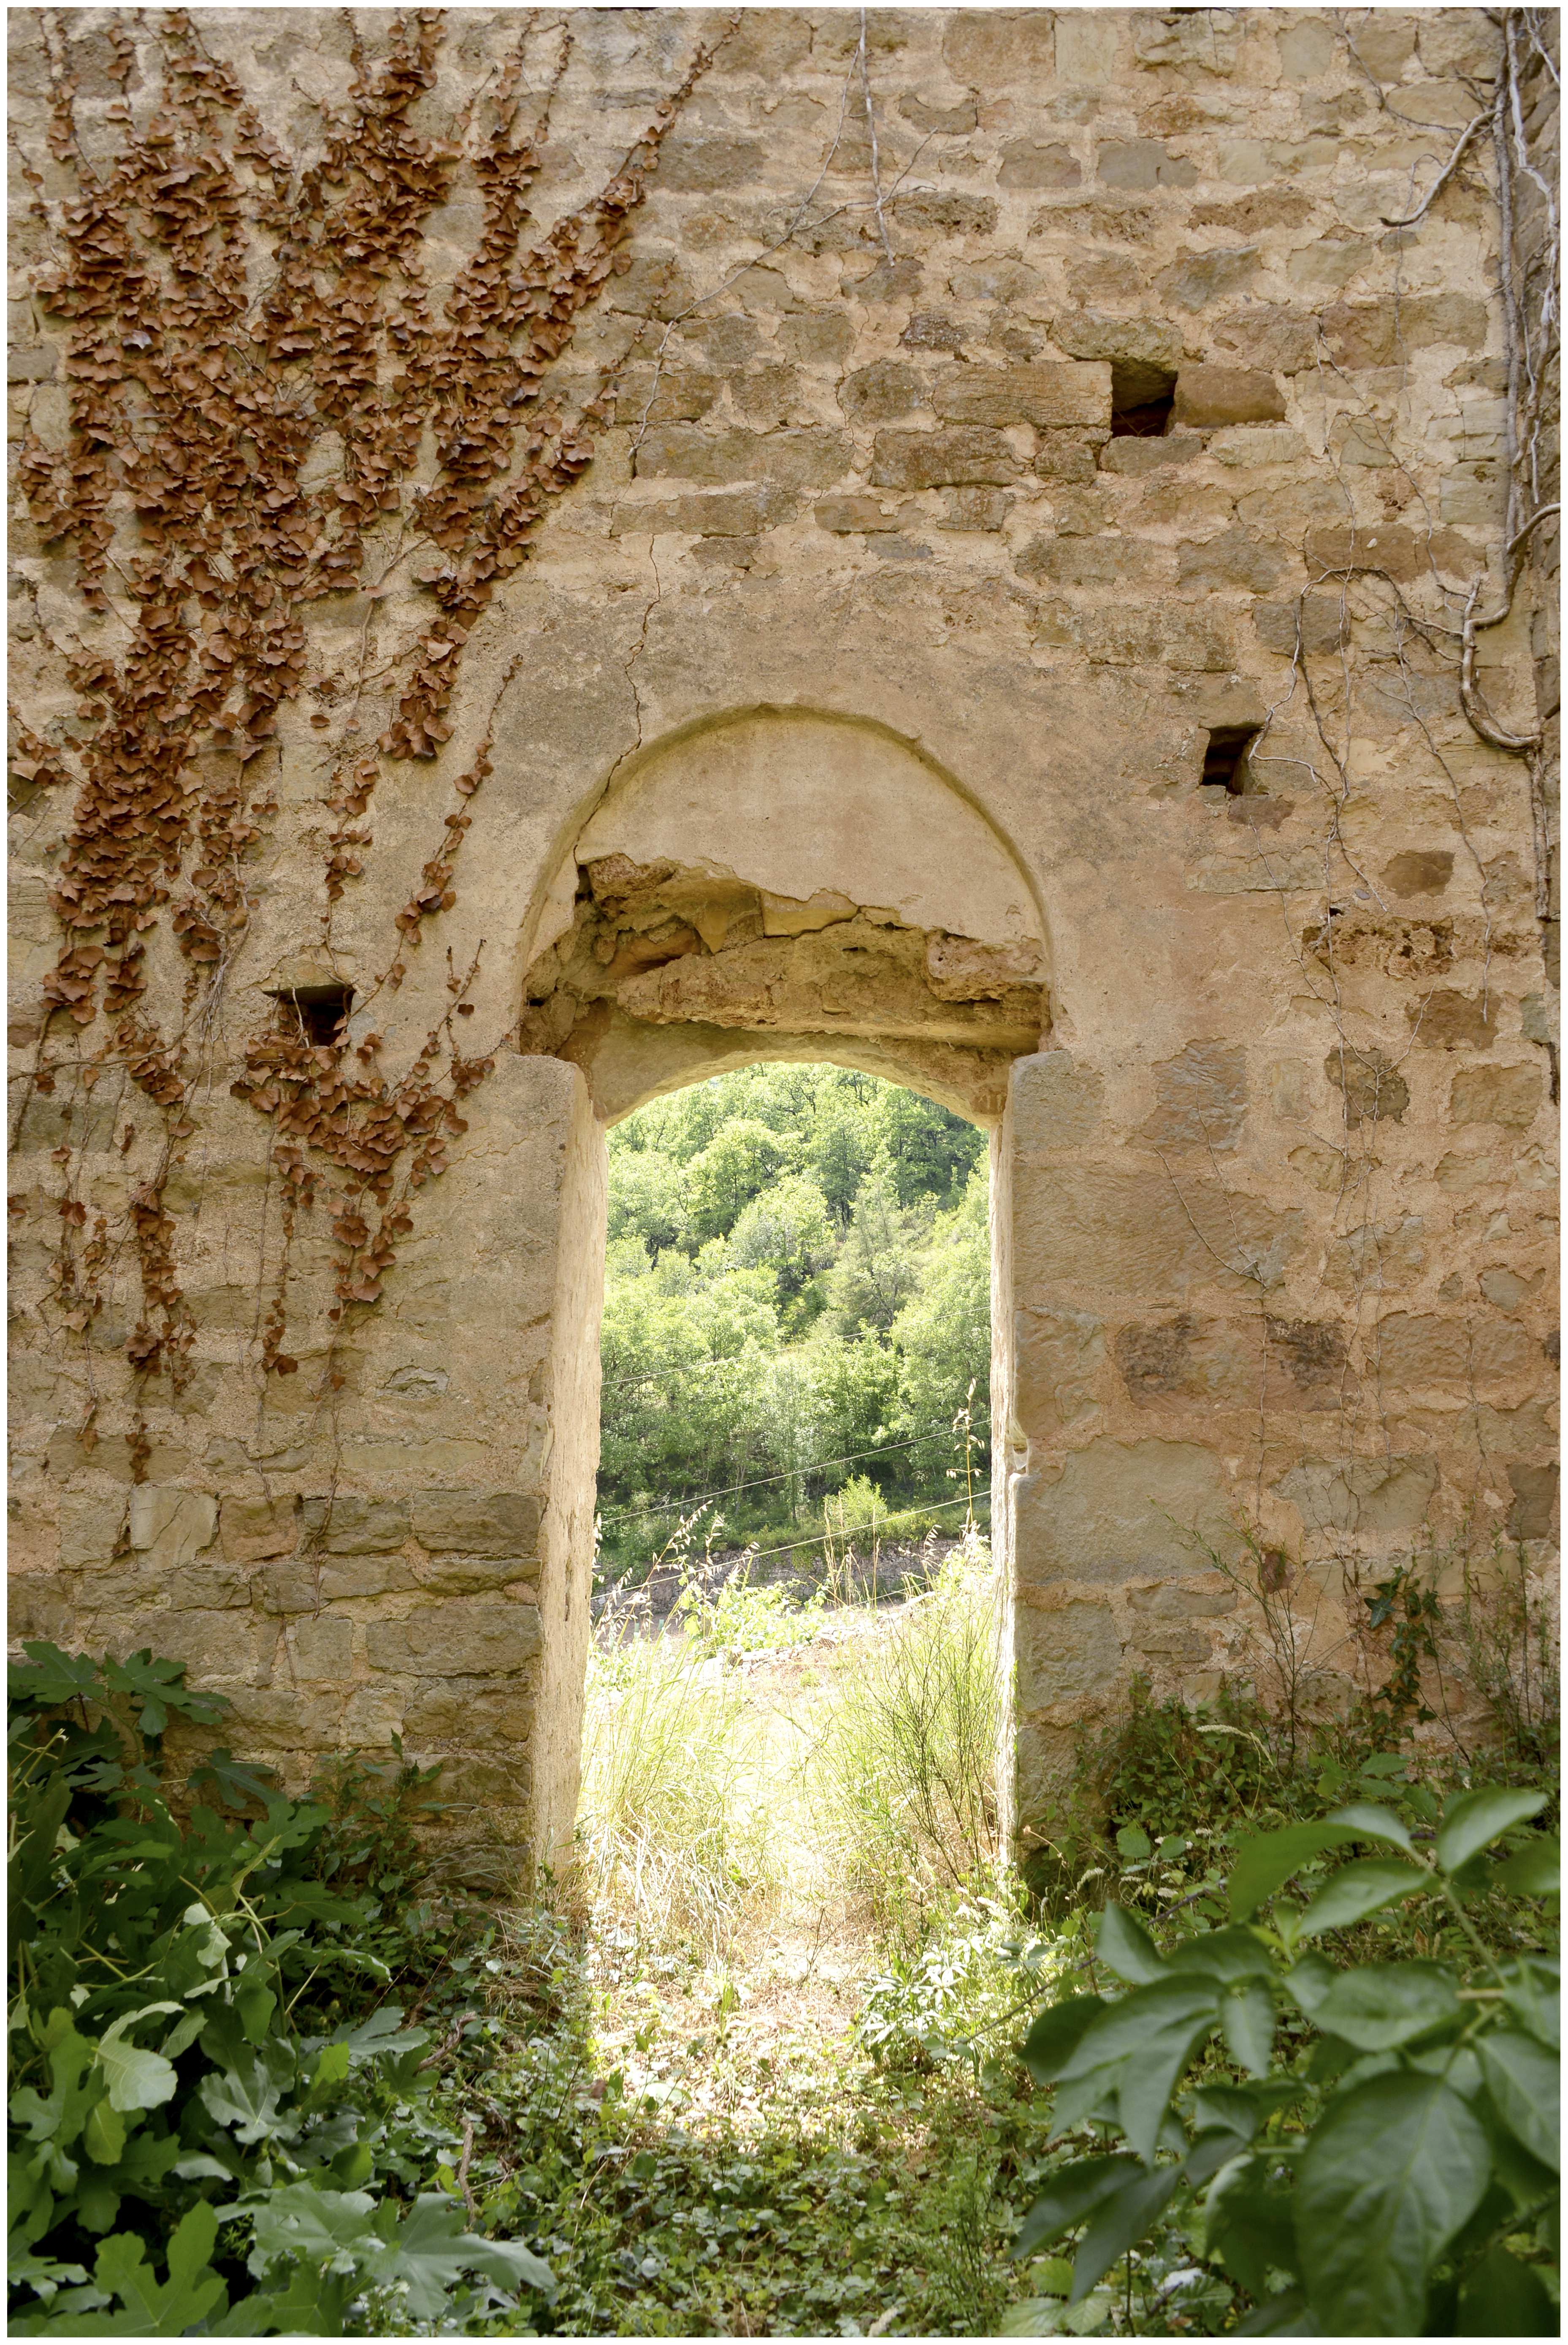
1007;1789;1560;2336
8;1642;553;2335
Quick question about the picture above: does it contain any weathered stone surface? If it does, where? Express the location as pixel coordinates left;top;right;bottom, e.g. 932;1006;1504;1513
1139;1041;1248;1151
402;1675;539;1744
839;360;925;424
869;427;1018;490
1015;1597;1121;1706
1508;1464;1558;1540
410;1491;542;1556
1383;850;1455;899
1374;1313;1536;1390
999;141;1081;190
1017;1165;1302;1295
220;1496;299;1563
1128;1581;1238;1618
1098;140;1197;190
1324;295;1489;369
1324;1046;1410;1126
1172;365;1286;428
128;1488;218;1570
1017;534;1174;590
1113;1316;1256;1408
1012;1051;1105;1150
1273;1455;1440;1539
292;1614;353;1678
1408;991;1500;1049
300;1497;411;1554
1252;597;1346;654
620;484;799;537
1017;1438;1240;1583
656;135;766;192
932;362;1110;429
366;1601;543;1677
634;426;850;488
1450;1065;1542;1128
1097;432;1205;474
943;11;1057;89
1160;246;1259;310
1016;1306;1107;1438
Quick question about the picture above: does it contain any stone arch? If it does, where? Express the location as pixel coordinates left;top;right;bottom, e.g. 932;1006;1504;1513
474;706;1047;1873
515;706;1051;1124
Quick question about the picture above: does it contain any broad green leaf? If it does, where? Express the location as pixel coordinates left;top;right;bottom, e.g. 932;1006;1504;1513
1324;1801;1414;1853
999;2299;1068;2337
1283;1952;1335;2016
1020;1997;1105;2087
1168;1926;1275;1985
1206;2158;1299;2300
1476;2033;1559;2174
95;2007;181;2114
1116;1824;1152;1864
352;2193;553;2319
247;2180;378;2269
1011;2155;1143;2258
1500;1957;1560;2051
1220;1982;1276;2078
1312;1961;1462;2052
1297;1857;1430;1937
1457;2245;1557;2336
1069;2166;1180;2303
1229;1824;1356;1919
82;2102;126;2166
1092;1905;1165;1985
1489;1837;1560;1899
1437;1787;1547;1875
198;2053;298;2147
1059;1979;1221;2164
1296;2072;1490;2334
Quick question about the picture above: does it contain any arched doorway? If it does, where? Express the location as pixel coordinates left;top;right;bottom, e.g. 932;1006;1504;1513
502;707;1047;1871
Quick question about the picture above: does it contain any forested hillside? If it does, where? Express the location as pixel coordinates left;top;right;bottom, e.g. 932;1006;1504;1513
597;1067;991;1576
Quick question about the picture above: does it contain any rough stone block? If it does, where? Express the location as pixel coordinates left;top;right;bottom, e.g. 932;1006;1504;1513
410;1491;542;1557
839;360;926;423
1450;1065;1542;1128
59;1492;129;1573
1173;366;1287;428
129;1488;218;1570
365;1599;543;1677
1322;1219;1427;1296
1383;850;1454;899
154;1608;255;1680
1097;433;1205;475
220;1495;298;1563
1253;596;1346;655
1273;1455;1440;1538
1210;306;1320;374
1015;1306;1107;1439
941;486;1012;531
1507;1464;1557;1541
10;1573;73;1640
1016;1165;1302;1295
618;484;799;537
422;1555;538;1595
1016;534;1174;590
402;1675;540;1744
291;1614;353;1679
1374;1313;1536;1391
1098;141;1197;190
300;1496;411;1553
814;493;912;534
1113;1315;1257;1408
1324;295;1488;368
892;192;999;239
943;11;1057;87
869;427;1018;490
998;141;1081;190
1129;1624;1210;1662
1016;1597;1121;1707
1140;1040;1248;1150
1016;1437;1239;1584
656;135;766;192
1160;247;1260;310
932;362;1110;430
1012;1050;1105;1150
168;1560;252;1610
1128;1582;1238;1618
634;426;850;490
1406;991;1500;1049
1324;1046;1409;1125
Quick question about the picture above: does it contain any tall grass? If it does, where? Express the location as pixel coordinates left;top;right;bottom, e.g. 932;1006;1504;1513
804;1541;1000;1934
573;1632;775;1952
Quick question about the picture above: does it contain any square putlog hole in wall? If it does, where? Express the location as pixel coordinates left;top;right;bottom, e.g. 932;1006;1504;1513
269;984;355;1046
1200;725;1261;794
1109;362;1177;437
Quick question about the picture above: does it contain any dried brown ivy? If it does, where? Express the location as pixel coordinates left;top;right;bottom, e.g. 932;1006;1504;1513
14;7;723;1405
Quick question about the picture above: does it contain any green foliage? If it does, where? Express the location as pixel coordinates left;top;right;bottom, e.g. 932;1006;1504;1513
8;1644;554;2336
600;1066;991;1579
1010;1789;1559;2337
807;1550;1000;1932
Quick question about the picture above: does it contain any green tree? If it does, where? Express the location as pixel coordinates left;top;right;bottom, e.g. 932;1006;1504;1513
729;1173;836;1307
893;1167;991;1486
685;1117;796;1242
828;1152;926;1337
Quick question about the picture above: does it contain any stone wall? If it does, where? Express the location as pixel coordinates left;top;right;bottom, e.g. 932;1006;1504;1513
8;9;1558;1874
